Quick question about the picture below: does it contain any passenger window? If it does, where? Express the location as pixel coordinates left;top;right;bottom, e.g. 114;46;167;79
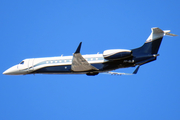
20;61;24;64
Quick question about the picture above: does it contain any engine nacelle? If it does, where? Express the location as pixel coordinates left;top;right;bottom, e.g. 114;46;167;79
103;49;132;60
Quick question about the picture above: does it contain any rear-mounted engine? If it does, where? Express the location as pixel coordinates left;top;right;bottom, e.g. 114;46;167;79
103;49;132;60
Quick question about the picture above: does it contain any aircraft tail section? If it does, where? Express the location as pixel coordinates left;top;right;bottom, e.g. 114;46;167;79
132;27;177;65
132;27;177;56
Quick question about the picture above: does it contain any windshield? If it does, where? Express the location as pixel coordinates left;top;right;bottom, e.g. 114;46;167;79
19;61;24;64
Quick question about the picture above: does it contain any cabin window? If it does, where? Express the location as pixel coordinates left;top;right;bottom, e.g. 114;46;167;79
19;61;24;64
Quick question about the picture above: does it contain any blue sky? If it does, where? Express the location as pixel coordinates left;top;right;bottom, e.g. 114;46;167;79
1;0;180;120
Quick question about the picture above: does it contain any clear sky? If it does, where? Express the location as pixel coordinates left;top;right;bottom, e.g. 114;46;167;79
1;0;180;120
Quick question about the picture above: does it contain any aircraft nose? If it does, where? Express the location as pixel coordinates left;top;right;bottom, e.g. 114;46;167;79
3;65;19;75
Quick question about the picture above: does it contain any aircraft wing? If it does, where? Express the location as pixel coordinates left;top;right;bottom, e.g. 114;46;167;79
105;65;140;75
106;71;133;75
71;42;99;72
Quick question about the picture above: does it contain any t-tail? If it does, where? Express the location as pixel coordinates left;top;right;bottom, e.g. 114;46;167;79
132;27;177;65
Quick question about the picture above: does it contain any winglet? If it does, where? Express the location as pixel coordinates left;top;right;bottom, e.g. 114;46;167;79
133;65;140;74
75;42;82;53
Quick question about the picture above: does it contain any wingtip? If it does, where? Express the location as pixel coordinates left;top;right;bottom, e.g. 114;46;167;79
133;65;140;74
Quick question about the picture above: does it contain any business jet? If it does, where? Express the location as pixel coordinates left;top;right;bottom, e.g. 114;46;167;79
3;27;177;76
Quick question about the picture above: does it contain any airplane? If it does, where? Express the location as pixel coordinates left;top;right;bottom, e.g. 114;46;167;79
3;27;177;76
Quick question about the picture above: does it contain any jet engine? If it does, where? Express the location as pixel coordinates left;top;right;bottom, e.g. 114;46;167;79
103;49;132;60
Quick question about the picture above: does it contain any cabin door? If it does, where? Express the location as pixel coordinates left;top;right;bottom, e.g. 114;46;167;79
28;59;34;73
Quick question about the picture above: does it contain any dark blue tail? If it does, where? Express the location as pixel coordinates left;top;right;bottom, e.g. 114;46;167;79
132;27;176;65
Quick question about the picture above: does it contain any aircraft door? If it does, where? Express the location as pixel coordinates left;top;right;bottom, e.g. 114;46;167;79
28;59;34;73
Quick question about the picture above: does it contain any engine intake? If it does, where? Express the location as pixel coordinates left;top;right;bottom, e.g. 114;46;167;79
103;49;132;60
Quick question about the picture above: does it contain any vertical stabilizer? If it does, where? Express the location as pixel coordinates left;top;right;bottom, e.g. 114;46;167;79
132;27;177;56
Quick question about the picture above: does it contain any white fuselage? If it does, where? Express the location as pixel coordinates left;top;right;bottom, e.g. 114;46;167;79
3;54;107;75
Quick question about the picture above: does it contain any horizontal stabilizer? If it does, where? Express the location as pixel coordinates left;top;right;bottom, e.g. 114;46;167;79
163;30;178;36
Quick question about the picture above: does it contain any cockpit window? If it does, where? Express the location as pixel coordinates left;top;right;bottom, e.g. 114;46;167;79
20;61;24;64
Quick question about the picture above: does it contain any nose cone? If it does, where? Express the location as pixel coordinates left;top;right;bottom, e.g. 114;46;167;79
3;65;19;75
